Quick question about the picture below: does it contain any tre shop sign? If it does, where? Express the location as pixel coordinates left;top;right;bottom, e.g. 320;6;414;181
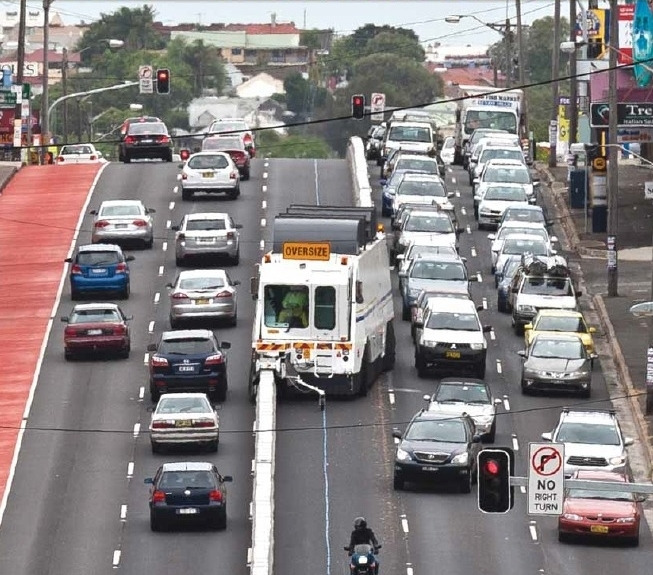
527;442;565;516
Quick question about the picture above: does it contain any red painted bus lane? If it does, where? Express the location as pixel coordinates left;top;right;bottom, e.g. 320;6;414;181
0;163;105;505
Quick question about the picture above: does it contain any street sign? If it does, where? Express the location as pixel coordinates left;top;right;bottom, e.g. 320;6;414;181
0;83;31;109
139;65;153;94
645;181;653;200
527;442;565;516
370;92;386;122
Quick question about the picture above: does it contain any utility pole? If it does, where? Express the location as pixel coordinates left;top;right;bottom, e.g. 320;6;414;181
40;0;54;161
13;0;27;161
568;0;578;147
62;46;68;144
505;18;512;88
607;0;619;296
516;0;529;145
549;0;561;168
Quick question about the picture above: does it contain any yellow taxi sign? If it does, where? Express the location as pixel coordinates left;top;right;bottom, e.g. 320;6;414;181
282;241;331;261
592;157;606;171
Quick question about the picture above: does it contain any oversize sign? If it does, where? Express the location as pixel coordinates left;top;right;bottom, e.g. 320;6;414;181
590;102;653;128
282;242;331;261
528;442;565;516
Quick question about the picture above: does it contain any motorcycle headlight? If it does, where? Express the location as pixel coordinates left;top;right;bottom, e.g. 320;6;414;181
470;342;485;350
396;447;411;461
452;452;469;465
563;513;583;521
609;455;627;466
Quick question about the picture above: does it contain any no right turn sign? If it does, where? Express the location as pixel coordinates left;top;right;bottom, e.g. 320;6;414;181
528;442;565;516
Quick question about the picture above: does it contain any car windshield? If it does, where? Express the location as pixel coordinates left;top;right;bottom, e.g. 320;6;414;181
128;122;166;135
203;137;243;151
395;159;437;174
178;276;226;290
484;166;531;184
188;155;229;170
480;149;524;163
531;338;584;359
77;251;120;266
567;487;633;501
484;187;528;202
405;215;453;233
100;204;142;217
535;315;586;333
398;180;445;197
556;422;621;445
498;227;547;241
69;308;120;323
388;126;431;143
158;337;215;355
156;396;211;414
435;383;490;404
411;261;466;281
503;208;545;224
211;121;248;133
521;277;573;296
502;238;547;256
185;219;227;231
405;419;468;442
407;245;457;259
159;471;215;489
426;311;479;331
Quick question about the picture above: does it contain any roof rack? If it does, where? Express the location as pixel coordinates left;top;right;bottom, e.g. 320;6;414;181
561;407;616;415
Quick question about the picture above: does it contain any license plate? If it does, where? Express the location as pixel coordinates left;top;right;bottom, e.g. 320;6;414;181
92;268;107;274
195;298;210;305
141;139;153;144
196;238;216;244
202;172;214;178
87;329;102;336
177;365;196;373
590;525;609;534
175;420;192;427
177;508;198;515
445;351;461;359
421;466;438;472
115;224;128;229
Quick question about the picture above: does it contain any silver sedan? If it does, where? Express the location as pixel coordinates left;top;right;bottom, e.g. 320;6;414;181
173;212;242;266
167;269;239;328
90;199;155;248
179;151;240;200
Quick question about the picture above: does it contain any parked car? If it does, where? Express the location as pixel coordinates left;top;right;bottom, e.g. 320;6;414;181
201;135;251;180
61;302;131;360
144;462;233;531
118;120;172;163
65;244;134;300
179;151;240;201
173;212;242;266
90;199;155;249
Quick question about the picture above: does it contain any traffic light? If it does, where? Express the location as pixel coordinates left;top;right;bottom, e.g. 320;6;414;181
477;448;514;514
352;94;365;120
156;68;170;94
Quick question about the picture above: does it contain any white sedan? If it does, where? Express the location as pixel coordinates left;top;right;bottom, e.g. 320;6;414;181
149;392;219;453
179;151;240;201
56;143;104;164
488;221;557;271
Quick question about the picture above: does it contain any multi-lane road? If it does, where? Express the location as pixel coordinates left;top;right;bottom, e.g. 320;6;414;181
0;156;649;575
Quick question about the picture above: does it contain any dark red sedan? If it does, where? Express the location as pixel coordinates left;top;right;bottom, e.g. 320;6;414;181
558;469;643;546
201;135;251;180
61;303;132;360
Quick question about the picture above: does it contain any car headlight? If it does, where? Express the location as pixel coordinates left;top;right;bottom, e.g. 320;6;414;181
616;517;636;523
451;452;469;465
470;342;485;350
609;455;627;466
441;202;454;211
396;448;411;461
399;237;410;246
517;305;537;313
562;513;583;521
474;415;493;425
567;370;590;378
421;340;438;347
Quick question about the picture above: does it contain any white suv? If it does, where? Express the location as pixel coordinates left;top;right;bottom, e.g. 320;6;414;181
542;408;634;478
473;158;535;200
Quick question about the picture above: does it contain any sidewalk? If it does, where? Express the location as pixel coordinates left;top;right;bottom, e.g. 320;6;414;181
537;159;653;480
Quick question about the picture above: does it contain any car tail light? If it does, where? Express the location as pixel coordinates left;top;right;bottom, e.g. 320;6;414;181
151;420;175;429
152;490;166;503
150;355;169;367
230;171;237;179
172;292;189;299
116;263;127;273
70;264;82;275
214;290;231;299
94;220;110;228
231;152;244;161
243;134;252;145
226;231;235;240
156;135;170;144
64;326;79;337
132;219;148;227
177;233;185;241
181;173;188;180
57;156;64;162
205;354;224;366
209;490;223;502
113;324;127;335
90;155;97;160
192;419;215;428
124;136;136;144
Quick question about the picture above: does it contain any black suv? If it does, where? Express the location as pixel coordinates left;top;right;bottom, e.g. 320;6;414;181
392;410;481;492
147;329;230;402
119;120;172;163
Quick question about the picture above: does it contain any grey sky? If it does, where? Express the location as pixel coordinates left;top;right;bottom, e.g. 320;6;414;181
29;1;563;46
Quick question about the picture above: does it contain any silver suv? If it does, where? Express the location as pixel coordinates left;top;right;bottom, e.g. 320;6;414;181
541;408;634;477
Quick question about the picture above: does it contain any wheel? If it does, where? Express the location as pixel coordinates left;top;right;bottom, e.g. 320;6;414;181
485;420;497;443
248;362;258;404
120;282;130;300
181;188;193;201
175;256;184;267
357;347;370;396
242;166;250;181
165;150;173;162
579;386;591;399
213;380;228;402
228;313;237;327
214;508;227;530
119;344;130;359
382;322;396;372
122;155;131;164
415;354;428;379
207;439;219;453
558;531;568;543
230;250;240;266
151;440;161;454
150;513;163;532
521;380;530;395
150;386;160;403
64;350;74;361
401;302;410;321
229;187;240;200
393;474;404;490
170;317;180;329
629;533;640;547
145;237;154;249
382;207;391;217
460;470;472;493
513;320;523;335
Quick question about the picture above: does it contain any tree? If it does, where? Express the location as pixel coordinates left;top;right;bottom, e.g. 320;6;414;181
365;31;425;63
166;37;226;96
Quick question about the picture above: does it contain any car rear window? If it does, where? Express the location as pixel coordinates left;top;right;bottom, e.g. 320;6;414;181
62;145;92;155
159;470;215;489
211;121;248;133
159;337;216;354
70;309;120;323
188;155;229;170
77;251;121;265
202;137;243;151
100;205;142;217
128;122;166;135
179;276;225;290
186;219;227;231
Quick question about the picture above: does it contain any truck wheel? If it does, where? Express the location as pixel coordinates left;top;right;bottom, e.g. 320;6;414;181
248;362;258;404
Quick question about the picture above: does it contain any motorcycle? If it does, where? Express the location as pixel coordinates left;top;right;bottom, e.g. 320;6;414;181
344;543;381;575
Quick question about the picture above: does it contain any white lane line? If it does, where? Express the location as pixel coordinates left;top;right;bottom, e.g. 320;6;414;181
476;272;482;282
466;225;471;234
112;549;121;568
461;206;467;216
401;516;409;533
503;395;510;411
259;239;265;251
496;359;502;374
262;185;267;193
529;523;538;541
262;200;267;209
263;172;268;179
482;297;487;310
512;434;519;451
133;423;140;438
520;485;527;494
172;186;178;194
451;177;457;185
168;201;175;210
261;218;266;227
388;390;395;405
165;219;171;229
455;190;461;198
470;246;476;257
154;292;160;304
139;387;145;400
143;353;150;364
120;505;127;521
158;265;164;276
148;321;155;333
264;161;269;168
162;241;167;252
407;566;414;575
490;329;496;341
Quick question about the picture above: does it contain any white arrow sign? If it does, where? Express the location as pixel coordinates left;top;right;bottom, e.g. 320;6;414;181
528;442;565;516
139;65;153;94
370;92;385;122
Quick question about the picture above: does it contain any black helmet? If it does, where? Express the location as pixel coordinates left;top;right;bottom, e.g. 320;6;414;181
354;517;367;530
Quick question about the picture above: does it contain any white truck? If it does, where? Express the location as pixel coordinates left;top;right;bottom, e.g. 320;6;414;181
248;205;395;400
452;85;524;165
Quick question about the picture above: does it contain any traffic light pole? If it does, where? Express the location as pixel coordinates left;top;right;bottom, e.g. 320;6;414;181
606;0;619;297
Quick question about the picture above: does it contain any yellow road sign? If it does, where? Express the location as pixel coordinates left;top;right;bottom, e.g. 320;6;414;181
282;241;331;261
592;157;606;171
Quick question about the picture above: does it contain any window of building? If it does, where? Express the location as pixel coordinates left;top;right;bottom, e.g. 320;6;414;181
231;48;242;55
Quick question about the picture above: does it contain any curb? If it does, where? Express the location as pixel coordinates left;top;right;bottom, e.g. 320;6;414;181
0;163;21;195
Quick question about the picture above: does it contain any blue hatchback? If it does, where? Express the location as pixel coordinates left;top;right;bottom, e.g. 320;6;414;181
65;244;134;300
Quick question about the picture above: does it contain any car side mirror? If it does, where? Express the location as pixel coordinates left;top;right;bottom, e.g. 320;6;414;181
147;343;157;352
624;437;634;447
494;398;502;405
541;432;553;441
221;341;232;350
590;352;599;360
147;208;156;214
235;224;243;229
423;394;431;402
487;234;496;240
396;254;405;261
576;290;582;297
232;280;241;286
144;477;154;484
550;249;557;256
517;350;526;357
589;327;596;333
379;179;387;186
469;275;479;283
414;318;423;328
473;196;481;202
222;475;233;483
472;434;482;443
473;178;480;185
125;255;135;262
178;163;185;169
550;236;558;243
89;210;98;215
524;323;533;331
126;315;134;321
64;257;73;263
171;225;180;231
165;282;174;288
60;316;69;322
482;325;492;333
447;192;455;198
392;428;403;440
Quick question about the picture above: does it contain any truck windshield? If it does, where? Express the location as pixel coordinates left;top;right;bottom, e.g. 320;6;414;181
388;126;431;143
521;277;573;296
465;111;517;134
264;285;309;328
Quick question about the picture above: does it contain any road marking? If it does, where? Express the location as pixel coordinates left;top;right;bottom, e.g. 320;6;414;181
261;218;266;227
162;241;167;252
154;292;160;304
262;185;267;193
168;201;175;210
512;434;519;451
148;321;155;333
139;387;145;400
259;240;265;251
455;190;461;198
470;246;476;257
482;297;487;310
490;329;496;340
120;504;127;521
133;423;140;438
263;172;268;179
401;515;409;533
496;359;502;374
262;200;267;209
476;272;482;283
451;177;457;185
529;522;538;541
461;207;467;216
388;390;395;405
264;161;269;168
466;225;471;234
112;550;121;568
503;395;510;411
165;219;171;229
143;353;149;364
407;567;414;575
172;186;178;194
520;485;527;494
158;265;164;276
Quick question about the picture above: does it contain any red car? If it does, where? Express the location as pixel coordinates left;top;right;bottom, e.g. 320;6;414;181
61;303;132;360
201;135;251;180
558;469;642;546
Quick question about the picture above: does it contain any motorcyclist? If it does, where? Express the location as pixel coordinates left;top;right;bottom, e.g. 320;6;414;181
347;517;380;573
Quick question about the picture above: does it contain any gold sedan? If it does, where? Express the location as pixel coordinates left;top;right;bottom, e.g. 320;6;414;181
524;309;597;354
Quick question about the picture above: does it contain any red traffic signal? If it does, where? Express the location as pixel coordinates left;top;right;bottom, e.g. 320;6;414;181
156;68;170;94
352;94;365;120
477;448;514;514
482;458;501;476
180;149;190;161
